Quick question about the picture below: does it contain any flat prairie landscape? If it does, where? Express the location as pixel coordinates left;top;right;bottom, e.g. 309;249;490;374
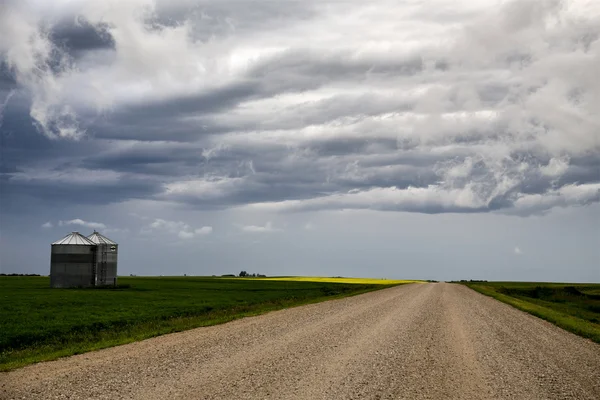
2;282;600;400
0;276;401;371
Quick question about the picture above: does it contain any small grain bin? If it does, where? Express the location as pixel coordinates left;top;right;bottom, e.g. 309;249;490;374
50;232;97;288
87;231;118;286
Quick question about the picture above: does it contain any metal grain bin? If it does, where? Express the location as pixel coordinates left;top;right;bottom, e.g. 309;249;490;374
50;232;97;288
87;231;118;286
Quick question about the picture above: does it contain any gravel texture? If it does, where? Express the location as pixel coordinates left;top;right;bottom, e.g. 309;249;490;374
2;283;599;399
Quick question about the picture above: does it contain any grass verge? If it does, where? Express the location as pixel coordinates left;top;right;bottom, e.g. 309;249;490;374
462;281;600;344
0;276;404;371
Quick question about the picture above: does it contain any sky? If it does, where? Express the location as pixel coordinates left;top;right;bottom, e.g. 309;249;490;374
0;0;599;282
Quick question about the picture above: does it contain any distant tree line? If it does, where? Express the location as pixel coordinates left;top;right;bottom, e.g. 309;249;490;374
238;271;266;278
0;273;42;276
218;272;267;278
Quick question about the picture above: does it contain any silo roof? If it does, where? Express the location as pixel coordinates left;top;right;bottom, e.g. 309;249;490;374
87;231;118;245
52;232;96;245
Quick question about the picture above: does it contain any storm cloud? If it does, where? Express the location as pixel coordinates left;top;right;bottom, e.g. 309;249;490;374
1;0;599;280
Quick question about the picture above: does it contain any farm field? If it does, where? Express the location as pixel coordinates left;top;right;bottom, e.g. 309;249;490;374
462;281;600;343
254;276;421;284
0;275;402;371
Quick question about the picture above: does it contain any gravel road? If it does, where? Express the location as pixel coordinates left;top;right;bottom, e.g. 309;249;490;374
2;283;600;399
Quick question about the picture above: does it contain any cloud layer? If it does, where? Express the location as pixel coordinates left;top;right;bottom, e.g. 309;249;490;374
141;218;213;240
1;0;599;217
240;222;281;233
58;218;106;230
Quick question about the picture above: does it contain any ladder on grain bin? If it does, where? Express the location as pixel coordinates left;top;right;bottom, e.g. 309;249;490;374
91;246;97;286
99;246;107;285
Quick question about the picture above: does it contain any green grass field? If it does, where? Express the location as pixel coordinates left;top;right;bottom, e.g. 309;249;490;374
463;281;600;343
0;276;403;371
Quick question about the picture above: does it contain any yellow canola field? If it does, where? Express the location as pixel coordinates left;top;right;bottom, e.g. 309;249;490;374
256;276;421;285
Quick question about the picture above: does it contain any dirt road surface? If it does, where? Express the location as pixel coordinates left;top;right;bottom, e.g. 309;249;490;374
2;283;600;399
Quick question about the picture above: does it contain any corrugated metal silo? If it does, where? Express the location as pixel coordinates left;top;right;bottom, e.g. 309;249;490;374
87;231;118;286
50;232;97;288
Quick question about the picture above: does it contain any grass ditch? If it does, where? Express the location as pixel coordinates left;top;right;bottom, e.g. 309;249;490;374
0;276;404;371
462;281;600;344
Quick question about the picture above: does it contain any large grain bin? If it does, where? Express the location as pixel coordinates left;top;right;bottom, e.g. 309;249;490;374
50;232;97;288
87;231;118;286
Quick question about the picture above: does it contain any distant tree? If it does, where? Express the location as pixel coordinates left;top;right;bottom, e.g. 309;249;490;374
239;271;248;277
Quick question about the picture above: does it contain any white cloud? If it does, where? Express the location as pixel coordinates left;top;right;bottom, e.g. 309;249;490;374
162;177;246;201
245;181;600;216
41;221;53;229
177;226;213;239
194;226;213;235
0;2;83;139
8;168;121;185
511;183;600;215
240;222;282;233
144;218;212;240
246;186;485;214
177;230;194;239
540;157;570;178
150;218;189;232
58;218;106;230
514;246;522;255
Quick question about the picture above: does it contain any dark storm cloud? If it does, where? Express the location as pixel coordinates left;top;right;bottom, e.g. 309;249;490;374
81;142;208;176
124;81;259;120
1;0;599;217
0;164;20;174
85;56;422;142
50;19;115;55
88;81;261;141
0;94;51;152
90;117;218;142
1;175;162;211
38;131;439;210
0;96;163;208
92;87;416;143
154;143;442;208
5;79;593;214
0;61;17;89
308;138;398;157
557;159;600;187
85;150;182;169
